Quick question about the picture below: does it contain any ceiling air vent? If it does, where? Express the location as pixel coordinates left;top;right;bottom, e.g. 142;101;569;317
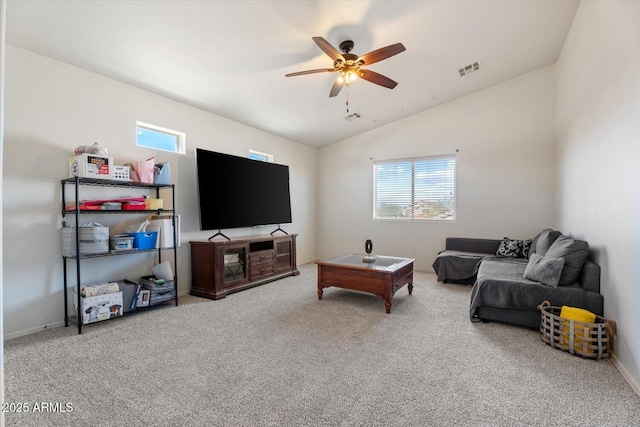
459;62;480;77
343;111;363;121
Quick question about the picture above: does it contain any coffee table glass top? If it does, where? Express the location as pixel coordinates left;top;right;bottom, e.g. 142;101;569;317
319;254;414;271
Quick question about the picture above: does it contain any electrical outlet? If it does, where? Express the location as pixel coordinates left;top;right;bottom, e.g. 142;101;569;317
410;248;416;255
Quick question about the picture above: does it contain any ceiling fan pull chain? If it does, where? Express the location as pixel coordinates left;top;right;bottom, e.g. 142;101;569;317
346;85;350;113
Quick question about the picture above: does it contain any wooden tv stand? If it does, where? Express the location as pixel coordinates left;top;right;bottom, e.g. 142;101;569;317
190;234;299;300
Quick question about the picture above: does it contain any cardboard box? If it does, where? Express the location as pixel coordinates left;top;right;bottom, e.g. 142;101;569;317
69;153;113;179
73;290;123;324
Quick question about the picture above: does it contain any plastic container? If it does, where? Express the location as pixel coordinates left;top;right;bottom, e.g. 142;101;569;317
152;260;174;280
140;275;176;305
109;234;134;250
126;231;158;250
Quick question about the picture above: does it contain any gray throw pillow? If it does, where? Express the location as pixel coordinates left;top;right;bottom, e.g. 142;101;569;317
523;253;565;287
545;235;589;286
534;229;562;257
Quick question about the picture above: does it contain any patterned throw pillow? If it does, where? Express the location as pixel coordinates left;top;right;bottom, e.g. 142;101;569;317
521;239;532;258
496;238;523;258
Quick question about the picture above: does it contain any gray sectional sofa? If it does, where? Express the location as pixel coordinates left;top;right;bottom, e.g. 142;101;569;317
432;230;604;329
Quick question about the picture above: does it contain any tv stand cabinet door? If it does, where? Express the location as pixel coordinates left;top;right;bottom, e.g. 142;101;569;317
275;235;297;273
190;241;248;300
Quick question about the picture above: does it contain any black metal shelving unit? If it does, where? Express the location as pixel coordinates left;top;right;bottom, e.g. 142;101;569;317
61;176;178;333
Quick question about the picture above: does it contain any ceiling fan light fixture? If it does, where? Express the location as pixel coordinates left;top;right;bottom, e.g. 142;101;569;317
338;69;359;85
345;70;358;83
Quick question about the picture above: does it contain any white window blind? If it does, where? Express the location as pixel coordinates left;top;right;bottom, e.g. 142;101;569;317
374;155;456;221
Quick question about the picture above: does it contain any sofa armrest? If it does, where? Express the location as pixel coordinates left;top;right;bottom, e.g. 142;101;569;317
580;260;601;293
445;237;502;254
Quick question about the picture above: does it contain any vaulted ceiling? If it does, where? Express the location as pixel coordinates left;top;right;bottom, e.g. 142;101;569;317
6;0;579;147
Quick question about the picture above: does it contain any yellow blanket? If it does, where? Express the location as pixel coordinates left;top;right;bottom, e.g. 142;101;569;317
561;306;596;353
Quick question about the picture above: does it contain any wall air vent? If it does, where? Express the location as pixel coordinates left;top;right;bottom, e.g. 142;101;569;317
459;62;480;77
343;111;363;121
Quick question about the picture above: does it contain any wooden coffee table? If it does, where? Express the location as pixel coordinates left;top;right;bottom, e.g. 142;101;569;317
316;254;414;313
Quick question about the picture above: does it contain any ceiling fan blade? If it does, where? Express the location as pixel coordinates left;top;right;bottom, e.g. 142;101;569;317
285;68;335;77
312;36;344;62
358;43;406;66
329;77;344;97
359;70;398;89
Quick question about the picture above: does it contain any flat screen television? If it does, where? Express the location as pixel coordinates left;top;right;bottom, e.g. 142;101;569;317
195;148;292;233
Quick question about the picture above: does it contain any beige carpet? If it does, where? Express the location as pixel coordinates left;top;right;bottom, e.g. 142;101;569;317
4;263;640;426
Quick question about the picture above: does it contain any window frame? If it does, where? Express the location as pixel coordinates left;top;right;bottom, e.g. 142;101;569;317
373;154;456;222
136;121;186;154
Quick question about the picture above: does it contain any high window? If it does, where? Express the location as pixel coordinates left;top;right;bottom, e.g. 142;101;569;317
248;150;274;162
136;121;186;154
374;155;456;221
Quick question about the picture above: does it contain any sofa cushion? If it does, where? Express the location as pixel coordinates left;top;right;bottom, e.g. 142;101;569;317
523;253;565;287
545;235;589;286
432;250;493;282
532;229;562;257
470;257;603;323
496;238;531;258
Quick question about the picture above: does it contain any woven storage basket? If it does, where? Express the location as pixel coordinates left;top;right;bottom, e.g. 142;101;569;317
537;300;616;360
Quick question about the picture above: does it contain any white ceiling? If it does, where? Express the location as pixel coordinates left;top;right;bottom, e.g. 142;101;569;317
6;0;579;148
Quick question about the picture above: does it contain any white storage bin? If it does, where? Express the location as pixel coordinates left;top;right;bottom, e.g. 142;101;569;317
69;153;113;179
73;290;123;324
62;226;109;256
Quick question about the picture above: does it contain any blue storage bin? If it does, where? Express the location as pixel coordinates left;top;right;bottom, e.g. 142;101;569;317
126;231;158;250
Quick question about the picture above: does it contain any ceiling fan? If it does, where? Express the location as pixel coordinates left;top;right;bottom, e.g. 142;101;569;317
285;37;406;97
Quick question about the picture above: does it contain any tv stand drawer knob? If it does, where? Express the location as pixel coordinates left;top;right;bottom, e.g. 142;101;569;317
260;268;265;275
259;255;265;261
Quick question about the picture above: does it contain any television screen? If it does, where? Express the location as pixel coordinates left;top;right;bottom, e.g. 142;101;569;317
195;148;292;231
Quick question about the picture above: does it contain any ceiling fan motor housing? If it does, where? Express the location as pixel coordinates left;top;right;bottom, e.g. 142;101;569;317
339;40;354;54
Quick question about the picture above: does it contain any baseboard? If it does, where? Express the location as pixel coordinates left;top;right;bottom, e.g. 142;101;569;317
6;292;189;340
612;353;640;398
4;321;66;340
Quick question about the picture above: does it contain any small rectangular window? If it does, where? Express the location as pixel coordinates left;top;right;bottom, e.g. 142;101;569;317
248;150;274;162
136;121;186;154
374;155;456;221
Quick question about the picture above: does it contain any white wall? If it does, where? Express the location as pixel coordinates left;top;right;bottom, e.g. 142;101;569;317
1;1;6;423
555;1;640;394
318;66;556;270
2;45;317;338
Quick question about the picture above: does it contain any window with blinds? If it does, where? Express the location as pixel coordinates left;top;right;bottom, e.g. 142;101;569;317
374;155;456;221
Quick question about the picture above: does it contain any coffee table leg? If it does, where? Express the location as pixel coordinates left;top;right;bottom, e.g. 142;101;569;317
408;284;413;295
385;300;391;313
317;289;323;300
